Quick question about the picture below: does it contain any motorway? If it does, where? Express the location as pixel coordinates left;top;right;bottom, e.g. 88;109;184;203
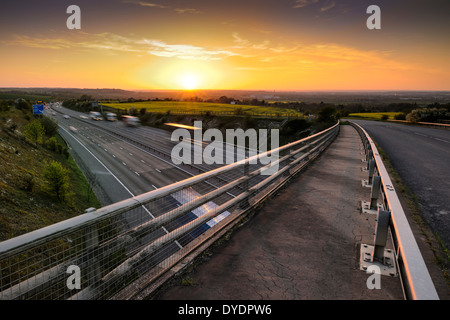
46;105;243;275
51;106;192;204
351;120;450;248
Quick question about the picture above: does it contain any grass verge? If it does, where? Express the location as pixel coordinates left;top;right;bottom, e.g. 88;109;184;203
0;108;101;242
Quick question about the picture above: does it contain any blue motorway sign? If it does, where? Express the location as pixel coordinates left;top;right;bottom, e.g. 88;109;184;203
32;104;45;115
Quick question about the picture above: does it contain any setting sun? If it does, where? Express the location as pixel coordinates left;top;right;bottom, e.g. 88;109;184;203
181;74;198;90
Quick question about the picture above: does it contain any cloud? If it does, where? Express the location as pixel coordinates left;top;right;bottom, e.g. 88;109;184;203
3;31;417;72
122;0;203;14
121;0;167;9
293;0;318;9
232;33;270;50
3;33;142;54
143;39;237;60
174;8;203;14
320;1;336;12
3;32;239;61
229;32;418;72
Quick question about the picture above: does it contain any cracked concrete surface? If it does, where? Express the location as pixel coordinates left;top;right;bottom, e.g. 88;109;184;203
156;125;404;300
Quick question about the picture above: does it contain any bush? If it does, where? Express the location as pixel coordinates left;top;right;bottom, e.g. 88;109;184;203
406;110;421;123
23;120;45;146
281;119;311;136
43;161;70;200
45;137;58;151
128;107;137;116
17;167;35;192
15;99;32;112
317;106;337;123
40;117;58;137
61;146;70;159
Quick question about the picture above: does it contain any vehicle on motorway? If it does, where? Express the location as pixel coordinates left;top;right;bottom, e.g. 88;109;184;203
63;114;70;119
122;115;139;127
106;113;117;121
90;111;103;120
69;126;78;133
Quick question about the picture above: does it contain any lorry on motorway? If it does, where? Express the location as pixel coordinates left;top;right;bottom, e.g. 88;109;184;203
89;111;103;120
106;113;117;121
122;115;139;127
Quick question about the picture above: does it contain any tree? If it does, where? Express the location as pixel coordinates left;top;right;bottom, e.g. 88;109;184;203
15;99;32;112
128;106;137;116
40;116;58;137
317;106;337;123
24;120;45;146
43;161;70;200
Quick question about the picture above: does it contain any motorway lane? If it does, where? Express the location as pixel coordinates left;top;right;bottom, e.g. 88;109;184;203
51;107;235;229
351;120;450;248
53;110;191;198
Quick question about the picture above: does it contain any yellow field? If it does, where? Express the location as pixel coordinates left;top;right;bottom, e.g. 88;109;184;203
348;112;403;120
103;101;303;116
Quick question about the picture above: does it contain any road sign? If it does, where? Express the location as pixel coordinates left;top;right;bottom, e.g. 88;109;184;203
32;104;45;115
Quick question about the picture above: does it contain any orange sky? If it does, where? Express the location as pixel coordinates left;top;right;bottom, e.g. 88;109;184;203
0;0;449;91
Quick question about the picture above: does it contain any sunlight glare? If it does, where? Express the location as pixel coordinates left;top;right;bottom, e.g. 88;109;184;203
181;74;198;90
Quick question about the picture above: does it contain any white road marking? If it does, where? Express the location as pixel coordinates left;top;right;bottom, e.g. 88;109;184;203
434;138;450;144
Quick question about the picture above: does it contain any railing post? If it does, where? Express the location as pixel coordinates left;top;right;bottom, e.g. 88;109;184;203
370;175;381;210
366;150;373;169
360;209;398;277
372;209;391;263
360;208;397;277
368;159;375;184
362;159;376;187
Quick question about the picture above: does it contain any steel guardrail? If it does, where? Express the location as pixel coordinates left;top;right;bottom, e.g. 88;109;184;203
350;121;439;300
0;121;339;300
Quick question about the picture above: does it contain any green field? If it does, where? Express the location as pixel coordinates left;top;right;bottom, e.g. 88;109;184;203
103;101;303;116
348;112;403;120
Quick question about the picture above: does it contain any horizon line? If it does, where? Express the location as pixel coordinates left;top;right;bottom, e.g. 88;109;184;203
1;87;450;93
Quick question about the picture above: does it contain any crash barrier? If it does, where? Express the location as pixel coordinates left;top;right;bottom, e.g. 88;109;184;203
351;121;439;300
0;122;340;300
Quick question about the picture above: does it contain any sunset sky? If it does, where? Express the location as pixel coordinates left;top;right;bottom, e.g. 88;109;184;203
1;0;449;91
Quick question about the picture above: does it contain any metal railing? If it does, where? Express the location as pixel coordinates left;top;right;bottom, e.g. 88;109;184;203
0;122;339;300
351;122;439;300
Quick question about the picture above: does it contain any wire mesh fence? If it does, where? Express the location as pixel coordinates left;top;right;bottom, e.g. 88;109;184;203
0;122;339;300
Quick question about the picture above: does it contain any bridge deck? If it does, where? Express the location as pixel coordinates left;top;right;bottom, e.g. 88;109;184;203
156;125;405;299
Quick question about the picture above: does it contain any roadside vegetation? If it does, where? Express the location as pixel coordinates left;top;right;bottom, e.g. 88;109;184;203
0;99;100;241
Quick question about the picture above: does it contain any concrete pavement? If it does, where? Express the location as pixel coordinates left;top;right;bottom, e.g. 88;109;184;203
156;125;406;299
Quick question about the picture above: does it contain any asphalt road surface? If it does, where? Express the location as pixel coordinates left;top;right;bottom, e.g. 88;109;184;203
52;107;193;205
351;120;450;248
